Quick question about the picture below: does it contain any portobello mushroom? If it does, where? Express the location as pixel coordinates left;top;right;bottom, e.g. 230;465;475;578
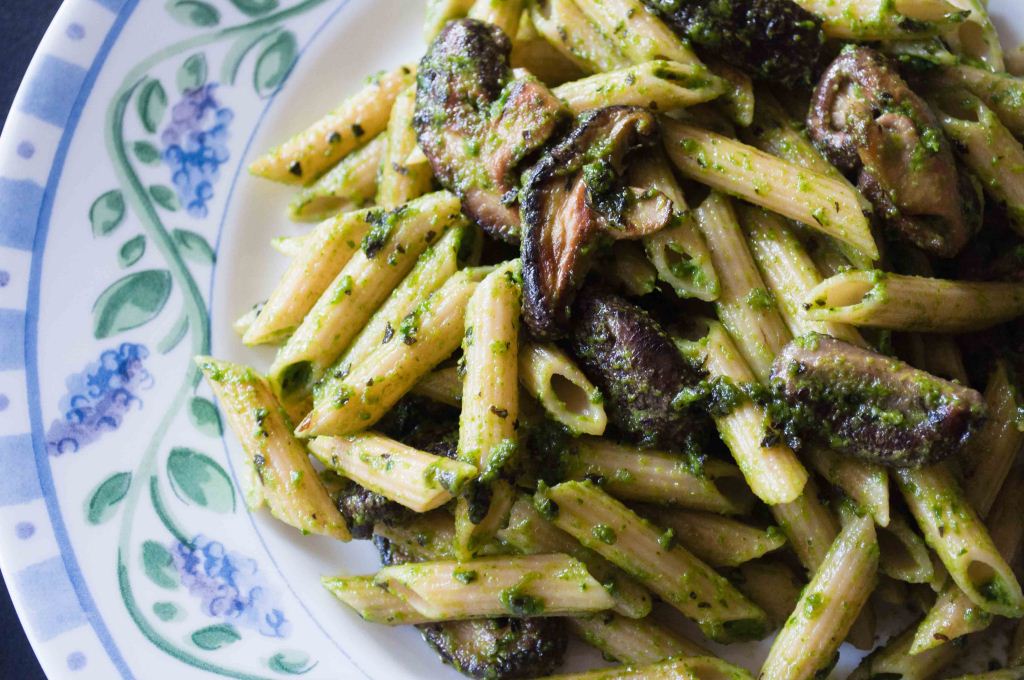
521;106;671;339
807;46;981;257
567;287;708;450
373;534;568;679
642;0;826;87
414;19;568;242
334;481;413;540
769;333;985;467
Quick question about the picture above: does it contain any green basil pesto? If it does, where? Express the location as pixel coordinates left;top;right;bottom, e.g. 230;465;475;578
499;588;546;617
592;524;617;545
453;568;478;585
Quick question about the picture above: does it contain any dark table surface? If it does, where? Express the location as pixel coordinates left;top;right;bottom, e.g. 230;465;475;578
1;2;65;676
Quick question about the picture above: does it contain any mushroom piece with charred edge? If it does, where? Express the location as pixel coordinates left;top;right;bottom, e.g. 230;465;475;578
521;106;671;339
642;0;827;88
373;535;569;679
414;19;568;243
807;46;981;258
769;333;985;468
567;287;709;451
333;481;413;540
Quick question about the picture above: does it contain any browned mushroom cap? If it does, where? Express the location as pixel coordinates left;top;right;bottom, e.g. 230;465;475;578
770;333;985;467
520;107;669;340
807;47;980;258
414;19;568;243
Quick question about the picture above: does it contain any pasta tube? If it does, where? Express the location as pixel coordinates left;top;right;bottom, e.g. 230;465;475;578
662;119;878;259
243;208;376;346
376;85;433;209
411;366;462;407
805;447;890;527
769;477;840;574
499;496;652;619
923;66;1024;138
195;357;349;541
425;0;474;41
733;560;803;629
679;321;808;505
270;191;465;415
552;60;725;114
572;0;700;67
568;614;706;666
645;508;786;568
307;433;478;512
529;0;630;74
896;465;1024;617
545;481;769;643
299;267;487;436
802;270;1024;332
322;575;432;625
287;134;384;222
695;192;791;383
372;554;615;620
606;241;658;297
1012;618;1024;667
760;516;879;680
876;512;934;585
564;437;754;515
250;64;415;184
848;620;959;680
791;0;967;40
518;342;606;436
510;7;586;85
942;0;1003;70
467;0;523;35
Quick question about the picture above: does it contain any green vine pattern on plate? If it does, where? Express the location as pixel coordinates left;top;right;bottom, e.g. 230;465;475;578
78;1;330;676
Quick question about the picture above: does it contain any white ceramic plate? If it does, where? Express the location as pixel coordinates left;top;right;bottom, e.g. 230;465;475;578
1;1;1021;678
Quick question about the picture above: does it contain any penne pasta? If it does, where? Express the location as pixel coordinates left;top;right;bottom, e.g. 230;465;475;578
269;192;465;416
942;0;1004;70
372;554;615;621
848;619;960;680
287;134;384;222
425;0;474;41
467;0;523;36
546;656;754;680
897;464;1024;618
299;267;487;436
876;511;934;585
695;192;791;383
1012;618;1024;667
572;0;700;67
322;575;432;625
629;152;719;302
564;437;754;515
923;66;1024;139
510;7;587;85
374;510;457;561
805;447;890;527
760;516;878;680
662;119;878;259
644;508;786;568
376;85;433;210
545;481;769;643
768;477;840;575
411;365;462;407
802;270;1024;332
529;0;630;74
791;0;967;40
307;432;478;513
568;613;706;666
243;207;376;346
677;321;808;505
605;241;658;296
499;496;652;619
250;64;415;184
195;357;350;541
518;342;606;436
732;560;804;629
552;60;725;114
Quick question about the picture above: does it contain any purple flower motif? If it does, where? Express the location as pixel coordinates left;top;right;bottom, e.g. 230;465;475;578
172;535;291;638
160;85;233;219
46;343;153;456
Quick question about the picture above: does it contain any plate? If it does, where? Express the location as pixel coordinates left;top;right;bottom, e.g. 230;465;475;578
0;1;1019;678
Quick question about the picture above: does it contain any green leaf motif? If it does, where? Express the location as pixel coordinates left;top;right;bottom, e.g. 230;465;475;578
150;185;180;212
86;472;132;524
230;0;279;16
142;540;179;589
173;228;216;264
268;651;316;675
254;31;298;98
166;0;221;27
189;396;223;436
90;190;126;237
119;235;147;268
191;624;240;650
153;601;180;622
167;447;235;513
178;53;208;93
92;269;172;339
132;141;162;165
137;79;167;133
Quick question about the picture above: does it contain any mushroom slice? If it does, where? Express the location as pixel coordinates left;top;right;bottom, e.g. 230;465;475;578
521;107;665;339
567;287;709;450
770;333;985;468
808;47;980;257
414;19;567;242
